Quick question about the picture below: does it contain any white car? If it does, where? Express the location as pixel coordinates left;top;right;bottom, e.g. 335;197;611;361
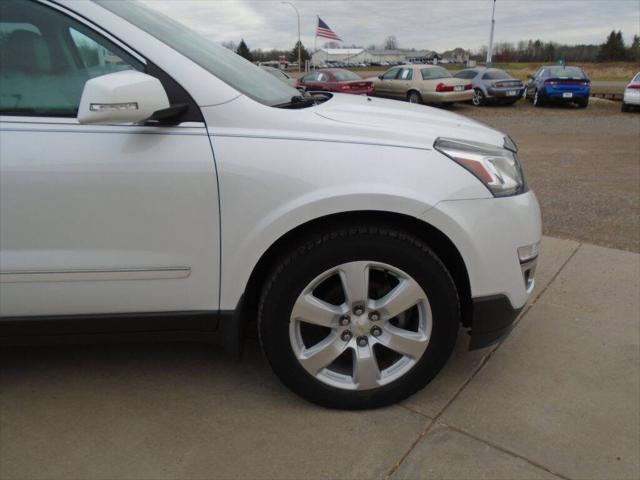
0;0;541;409
622;72;640;112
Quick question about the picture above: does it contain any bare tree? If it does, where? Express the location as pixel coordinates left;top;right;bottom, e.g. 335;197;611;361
383;35;398;50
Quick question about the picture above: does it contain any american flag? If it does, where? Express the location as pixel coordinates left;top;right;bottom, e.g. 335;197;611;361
316;17;342;41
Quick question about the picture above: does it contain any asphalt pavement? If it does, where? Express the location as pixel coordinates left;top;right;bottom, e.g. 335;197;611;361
1;236;638;480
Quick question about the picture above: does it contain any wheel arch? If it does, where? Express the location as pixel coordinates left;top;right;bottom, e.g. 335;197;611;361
406;89;423;101
237;210;473;336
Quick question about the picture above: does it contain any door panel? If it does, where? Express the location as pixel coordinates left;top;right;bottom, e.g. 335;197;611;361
0;118;220;316
390;68;413;98
0;0;220;317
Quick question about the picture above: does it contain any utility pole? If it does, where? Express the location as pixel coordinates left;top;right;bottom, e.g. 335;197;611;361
486;0;496;66
281;2;301;72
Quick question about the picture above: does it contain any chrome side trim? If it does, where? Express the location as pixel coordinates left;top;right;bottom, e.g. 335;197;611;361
0;267;191;283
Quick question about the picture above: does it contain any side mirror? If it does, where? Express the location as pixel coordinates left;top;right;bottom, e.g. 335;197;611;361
78;71;170;125
527;75;534;81
377;75;383;80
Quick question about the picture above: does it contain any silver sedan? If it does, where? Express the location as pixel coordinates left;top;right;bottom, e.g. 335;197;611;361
454;67;525;106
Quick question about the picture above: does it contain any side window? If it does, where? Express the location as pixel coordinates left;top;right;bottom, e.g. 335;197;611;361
382;68;400;80
316;72;328;82
399;68;413;80
68;28;136;76
302;72;318;82
454;70;468;79
0;0;143;117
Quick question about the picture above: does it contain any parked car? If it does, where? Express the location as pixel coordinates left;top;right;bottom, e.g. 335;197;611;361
373;65;473;105
297;68;374;95
525;65;591;108
621;72;640;112
0;0;541;409
454;67;525;106
260;66;298;88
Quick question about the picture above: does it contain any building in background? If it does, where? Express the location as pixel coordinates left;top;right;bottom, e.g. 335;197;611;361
311;48;447;66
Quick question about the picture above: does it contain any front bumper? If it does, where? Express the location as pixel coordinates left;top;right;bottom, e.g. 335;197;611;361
468;295;522;349
420;190;542;349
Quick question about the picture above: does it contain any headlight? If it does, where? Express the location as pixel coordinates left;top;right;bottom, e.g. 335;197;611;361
434;136;525;197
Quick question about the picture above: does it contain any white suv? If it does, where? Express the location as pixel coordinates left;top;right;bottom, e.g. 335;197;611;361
0;0;541;409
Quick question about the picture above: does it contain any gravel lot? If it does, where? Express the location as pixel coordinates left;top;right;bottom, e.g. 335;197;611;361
450;98;640;252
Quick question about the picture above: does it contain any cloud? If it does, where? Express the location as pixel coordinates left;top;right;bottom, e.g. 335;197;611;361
141;0;640;52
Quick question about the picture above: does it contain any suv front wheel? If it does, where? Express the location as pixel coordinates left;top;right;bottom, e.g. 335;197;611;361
258;224;460;409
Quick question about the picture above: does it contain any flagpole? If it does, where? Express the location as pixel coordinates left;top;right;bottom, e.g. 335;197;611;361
314;15;318;68
486;0;496;66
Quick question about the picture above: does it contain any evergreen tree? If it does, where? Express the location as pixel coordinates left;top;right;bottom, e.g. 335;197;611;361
236;39;253;62
598;30;627;61
630;34;640;61
287;41;311;63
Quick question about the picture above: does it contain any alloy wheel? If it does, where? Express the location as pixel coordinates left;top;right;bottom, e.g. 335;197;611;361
288;261;432;391
472;89;484;106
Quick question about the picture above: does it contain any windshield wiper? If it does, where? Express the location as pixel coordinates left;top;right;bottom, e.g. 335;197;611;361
274;94;319;109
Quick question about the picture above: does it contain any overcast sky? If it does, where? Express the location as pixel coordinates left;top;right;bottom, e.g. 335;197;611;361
141;0;640;52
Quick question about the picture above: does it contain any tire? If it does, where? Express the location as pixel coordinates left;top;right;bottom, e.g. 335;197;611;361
258;224;460;409
577;98;589;109
471;88;485;106
407;91;423;104
533;89;545;107
621;102;629;112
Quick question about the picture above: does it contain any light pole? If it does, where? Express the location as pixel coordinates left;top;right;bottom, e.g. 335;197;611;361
281;2;301;72
486;0;496;66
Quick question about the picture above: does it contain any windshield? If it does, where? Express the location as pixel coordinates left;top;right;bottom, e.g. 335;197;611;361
332;70;362;81
633;73;640;83
95;0;299;106
547;66;585;79
421;67;451;80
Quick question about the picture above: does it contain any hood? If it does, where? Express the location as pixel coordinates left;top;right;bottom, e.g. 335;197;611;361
314;94;506;150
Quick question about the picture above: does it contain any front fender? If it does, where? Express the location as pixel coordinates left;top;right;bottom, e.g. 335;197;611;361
209;134;490;309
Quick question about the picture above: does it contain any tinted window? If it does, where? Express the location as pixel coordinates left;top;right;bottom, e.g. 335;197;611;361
332;70;361;81
547;66;585;79
0;0;143;116
482;70;511;80
420;67;452;80
316;72;329;82
382;68;400;80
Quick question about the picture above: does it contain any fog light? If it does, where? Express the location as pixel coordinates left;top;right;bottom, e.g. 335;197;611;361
518;243;539;263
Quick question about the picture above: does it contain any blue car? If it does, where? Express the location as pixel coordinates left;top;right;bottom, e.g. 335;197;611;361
525;65;591;108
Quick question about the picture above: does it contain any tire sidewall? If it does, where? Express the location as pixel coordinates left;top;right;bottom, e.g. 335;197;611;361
408;91;422;104
533;89;542;106
258;228;460;409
